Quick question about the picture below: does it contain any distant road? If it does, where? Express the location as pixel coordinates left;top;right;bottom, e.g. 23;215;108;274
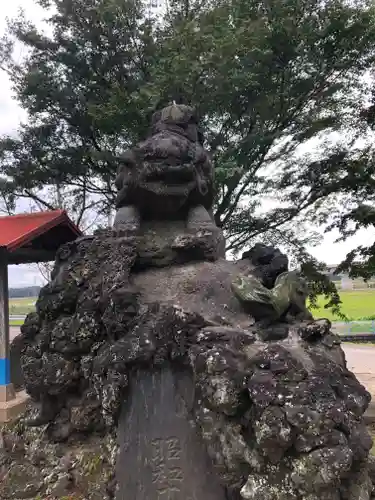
10;315;26;321
344;344;375;394
10;326;20;342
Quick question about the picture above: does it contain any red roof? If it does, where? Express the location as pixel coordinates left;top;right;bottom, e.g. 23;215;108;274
0;210;82;252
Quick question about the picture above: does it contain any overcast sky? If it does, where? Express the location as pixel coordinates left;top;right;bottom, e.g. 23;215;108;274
1;0;374;286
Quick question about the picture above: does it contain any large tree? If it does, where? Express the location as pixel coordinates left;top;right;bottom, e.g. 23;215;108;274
1;0;375;272
0;0;156;226
328;92;375;281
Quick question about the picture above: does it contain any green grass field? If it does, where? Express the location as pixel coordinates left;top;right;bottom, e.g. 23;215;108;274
9;297;37;316
9;319;24;326
310;289;375;321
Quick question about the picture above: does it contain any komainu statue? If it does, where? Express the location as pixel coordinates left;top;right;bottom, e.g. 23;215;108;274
114;103;215;231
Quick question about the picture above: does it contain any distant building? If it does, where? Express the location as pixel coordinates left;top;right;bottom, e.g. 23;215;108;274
325;265;374;290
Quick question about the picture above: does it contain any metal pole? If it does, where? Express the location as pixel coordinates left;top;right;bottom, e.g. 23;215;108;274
0;246;13;401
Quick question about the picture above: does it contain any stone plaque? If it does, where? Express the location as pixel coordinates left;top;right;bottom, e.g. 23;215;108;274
115;366;227;500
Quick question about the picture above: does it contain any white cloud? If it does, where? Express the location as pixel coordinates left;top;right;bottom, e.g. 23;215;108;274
0;0;48;135
8;264;46;288
0;1;46;287
0;0;47;30
0;73;26;136
307;228;373;266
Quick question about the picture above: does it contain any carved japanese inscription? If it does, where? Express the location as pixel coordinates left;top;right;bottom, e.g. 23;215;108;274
151;437;183;497
115;366;226;500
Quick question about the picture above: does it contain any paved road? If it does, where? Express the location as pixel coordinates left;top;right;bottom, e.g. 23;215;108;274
10;326;21;342
343;344;375;392
344;344;374;373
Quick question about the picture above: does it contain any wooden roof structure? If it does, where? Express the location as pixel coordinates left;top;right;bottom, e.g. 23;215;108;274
0;210;82;264
0;210;82;420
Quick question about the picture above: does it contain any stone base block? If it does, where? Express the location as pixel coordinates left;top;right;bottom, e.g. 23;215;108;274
0;390;29;423
0;383;16;402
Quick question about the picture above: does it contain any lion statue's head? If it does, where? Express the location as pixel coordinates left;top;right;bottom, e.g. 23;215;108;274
115;103;214;219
